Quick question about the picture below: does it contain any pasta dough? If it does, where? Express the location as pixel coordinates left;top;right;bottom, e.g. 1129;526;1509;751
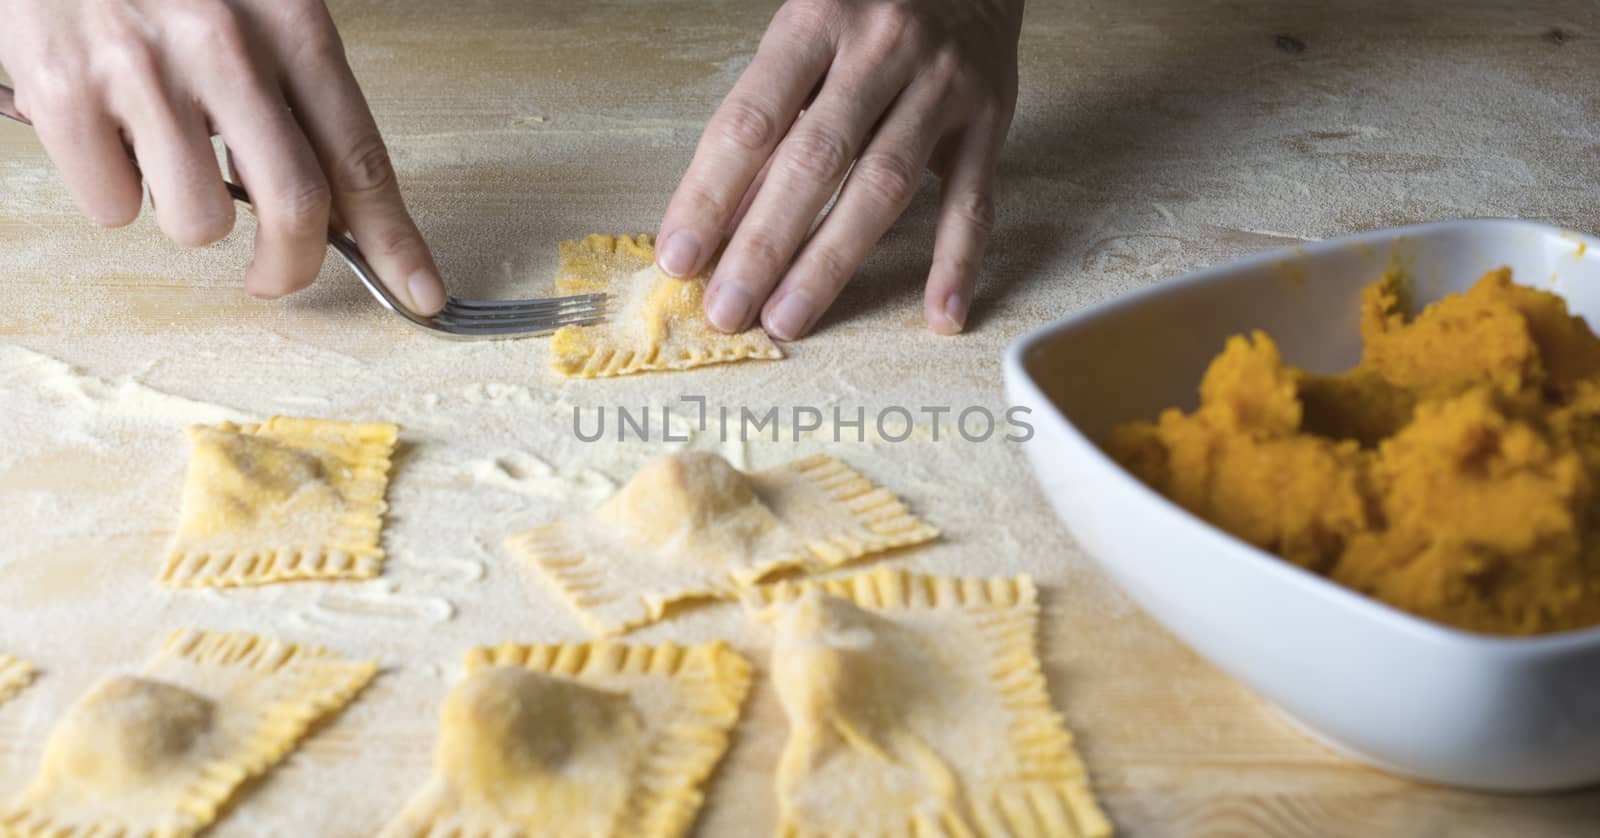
162;416;399;587
549;234;782;378
0;629;377;838
0;655;34;704
507;451;938;635
382;640;752;838
748;568;1111;838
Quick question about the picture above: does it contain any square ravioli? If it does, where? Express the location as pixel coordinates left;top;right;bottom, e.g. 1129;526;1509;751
0;629;376;838
748;568;1112;838
0;655;34;704
382;640;752;838
549;233;782;378
162;416;399;587
507;451;938;635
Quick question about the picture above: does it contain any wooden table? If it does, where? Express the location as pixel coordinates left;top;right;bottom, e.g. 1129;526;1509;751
3;1;1599;835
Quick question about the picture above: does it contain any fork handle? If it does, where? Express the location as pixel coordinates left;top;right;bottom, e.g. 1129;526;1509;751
0;81;432;328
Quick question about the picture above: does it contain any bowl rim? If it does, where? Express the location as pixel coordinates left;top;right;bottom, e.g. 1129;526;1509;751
1003;217;1600;655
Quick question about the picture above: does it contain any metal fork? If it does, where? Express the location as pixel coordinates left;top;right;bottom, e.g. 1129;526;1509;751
0;81;606;339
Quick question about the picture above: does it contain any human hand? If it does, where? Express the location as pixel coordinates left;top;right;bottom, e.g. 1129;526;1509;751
656;0;1022;339
0;0;445;314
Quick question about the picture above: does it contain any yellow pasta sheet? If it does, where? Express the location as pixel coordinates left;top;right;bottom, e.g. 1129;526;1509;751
383;640;752;838
748;568;1112;838
550;234;782;378
162;416;399;587
508;451;938;635
0;629;377;838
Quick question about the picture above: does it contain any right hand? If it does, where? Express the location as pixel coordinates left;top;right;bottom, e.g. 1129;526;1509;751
0;0;446;314
655;0;1023;341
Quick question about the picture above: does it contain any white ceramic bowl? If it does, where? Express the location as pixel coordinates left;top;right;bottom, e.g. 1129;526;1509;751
1003;219;1600;792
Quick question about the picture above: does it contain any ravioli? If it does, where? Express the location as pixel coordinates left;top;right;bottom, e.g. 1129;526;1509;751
161;416;399;587
382;640;752;838
507;451;938;635
549;234;782;378
0;629;377;838
0;655;34;704
748;568;1112;838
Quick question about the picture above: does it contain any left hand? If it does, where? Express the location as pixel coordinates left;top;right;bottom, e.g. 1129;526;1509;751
655;0;1024;340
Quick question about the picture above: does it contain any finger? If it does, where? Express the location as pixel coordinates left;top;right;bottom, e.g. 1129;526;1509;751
924;119;1004;335
705;51;917;333
726;153;775;238
205;80;332;299
110;71;234;247
227;142;350;243
265;26;443;315
760;83;946;340
726;108;811;238
655;4;834;279
27;90;143;227
175;11;330;299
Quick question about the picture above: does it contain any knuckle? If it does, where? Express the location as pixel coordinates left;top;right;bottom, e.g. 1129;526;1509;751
851;151;921;209
300;28;347;68
269;179;333;233
776;0;836;39
864;6;922;52
277;2;347;67
928;52;988;109
19;67;88;117
712;99;780;153
170;1;245;47
97;36;160;83
805;244;856;294
782;125;853;181
367;220;424;258
333;135;398;195
950;189;997;236
736;228;788;270
943;250;982;281
970;75;1015;114
679;181;732;225
927;48;966;88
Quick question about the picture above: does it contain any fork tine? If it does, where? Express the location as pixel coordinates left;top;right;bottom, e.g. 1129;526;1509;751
445;293;607;313
437;309;608;337
435;296;607;324
447;293;607;309
434;305;604;324
437;301;608;324
433;301;607;327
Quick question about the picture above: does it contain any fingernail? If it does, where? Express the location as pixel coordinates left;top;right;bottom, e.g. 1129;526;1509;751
943;292;969;332
707;282;754;332
408;269;447;315
767;292;815;341
658;230;700;277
